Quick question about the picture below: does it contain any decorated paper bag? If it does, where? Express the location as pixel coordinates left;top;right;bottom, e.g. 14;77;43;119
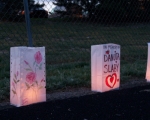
10;47;46;107
91;43;120;92
146;43;150;81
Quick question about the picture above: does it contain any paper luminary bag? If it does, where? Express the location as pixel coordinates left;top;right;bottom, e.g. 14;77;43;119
91;43;120;92
10;47;46;107
146;43;150;81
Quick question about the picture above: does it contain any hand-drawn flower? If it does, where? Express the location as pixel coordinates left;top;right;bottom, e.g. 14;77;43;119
26;72;36;84
34;51;42;64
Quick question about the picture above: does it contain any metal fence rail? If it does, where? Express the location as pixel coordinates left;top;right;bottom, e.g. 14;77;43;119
0;0;150;99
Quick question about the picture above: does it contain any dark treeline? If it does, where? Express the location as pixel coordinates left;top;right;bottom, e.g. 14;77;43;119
54;0;150;23
0;0;44;21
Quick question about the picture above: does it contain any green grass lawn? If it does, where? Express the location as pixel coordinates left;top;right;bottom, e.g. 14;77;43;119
0;18;149;101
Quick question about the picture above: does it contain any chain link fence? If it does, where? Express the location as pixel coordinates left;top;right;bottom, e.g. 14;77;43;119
0;0;150;100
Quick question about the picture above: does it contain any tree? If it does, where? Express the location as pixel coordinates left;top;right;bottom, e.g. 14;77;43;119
0;0;24;21
0;0;23;13
0;0;45;21
0;0;44;12
139;0;150;21
53;0;100;18
93;0;128;22
29;0;45;10
80;0;101;19
88;0;150;23
53;0;150;23
53;0;83;17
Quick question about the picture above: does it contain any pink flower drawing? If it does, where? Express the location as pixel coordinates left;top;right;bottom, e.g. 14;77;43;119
26;72;36;84
34;51;42;64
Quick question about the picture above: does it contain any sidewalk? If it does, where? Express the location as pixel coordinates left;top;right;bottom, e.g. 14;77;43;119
0;85;150;120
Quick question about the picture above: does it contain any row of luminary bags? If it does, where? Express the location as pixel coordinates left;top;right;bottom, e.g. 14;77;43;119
10;43;150;107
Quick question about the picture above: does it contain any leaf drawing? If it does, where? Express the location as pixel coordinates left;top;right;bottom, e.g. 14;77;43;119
25;82;30;90
13;79;17;84
35;81;38;86
25;68;32;71
12;89;16;94
38;86;44;89
14;74;17;79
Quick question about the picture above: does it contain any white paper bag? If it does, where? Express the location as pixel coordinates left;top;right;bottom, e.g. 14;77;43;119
91;43;120;92
10;47;46;107
146;43;150;81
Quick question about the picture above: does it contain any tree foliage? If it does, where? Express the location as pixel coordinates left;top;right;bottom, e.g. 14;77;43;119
53;0;81;16
0;0;45;21
0;0;44;12
0;0;24;13
54;0;150;23
96;0;150;22
29;0;45;10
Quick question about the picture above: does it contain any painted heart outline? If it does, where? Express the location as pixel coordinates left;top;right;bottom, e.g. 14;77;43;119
105;73;117;88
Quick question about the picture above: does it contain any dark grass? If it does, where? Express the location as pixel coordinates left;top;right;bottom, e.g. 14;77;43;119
0;18;149;101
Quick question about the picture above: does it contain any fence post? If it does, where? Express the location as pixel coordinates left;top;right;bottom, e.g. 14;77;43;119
23;0;33;47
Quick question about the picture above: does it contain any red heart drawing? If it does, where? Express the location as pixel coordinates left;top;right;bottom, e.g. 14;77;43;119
106;50;109;54
105;73;117;88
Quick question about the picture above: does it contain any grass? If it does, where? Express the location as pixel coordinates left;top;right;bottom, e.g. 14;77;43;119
46;62;91;91
0;60;147;102
0;18;150;102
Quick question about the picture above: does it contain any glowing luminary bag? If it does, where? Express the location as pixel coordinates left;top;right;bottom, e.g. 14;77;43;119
146;43;150;81
91;43;120;92
10;47;46;107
